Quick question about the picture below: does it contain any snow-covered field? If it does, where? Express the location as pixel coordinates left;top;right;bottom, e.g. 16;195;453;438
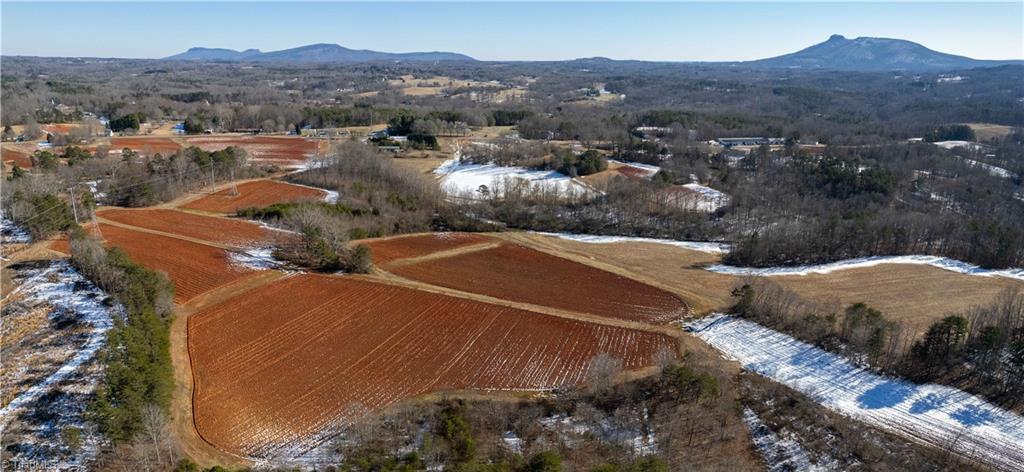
965;159;1016;179
1;260;119;468
681;183;730;212
659;183;731;212
433;158;592;199
707;254;1024;282
535;232;730;254
688;315;1024;471
933;140;983;151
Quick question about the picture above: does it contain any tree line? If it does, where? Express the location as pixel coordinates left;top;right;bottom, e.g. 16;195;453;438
731;280;1024;409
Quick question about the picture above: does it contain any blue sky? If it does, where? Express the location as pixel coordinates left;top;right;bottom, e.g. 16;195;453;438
2;2;1021;61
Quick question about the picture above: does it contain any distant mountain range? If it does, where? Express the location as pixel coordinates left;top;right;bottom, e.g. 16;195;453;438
163;36;1020;71
742;35;1021;71
164;43;474;62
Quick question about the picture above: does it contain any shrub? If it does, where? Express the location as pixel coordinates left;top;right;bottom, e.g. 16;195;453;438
438;401;476;463
661;364;719;400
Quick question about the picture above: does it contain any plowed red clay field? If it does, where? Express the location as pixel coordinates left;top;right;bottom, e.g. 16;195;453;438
189;273;675;458
110;137;182;155
1;147;33;168
98;208;280;247
362;232;495;264
388;243;689;323
94;224;258;302
180;180;326;213
184;136;318;165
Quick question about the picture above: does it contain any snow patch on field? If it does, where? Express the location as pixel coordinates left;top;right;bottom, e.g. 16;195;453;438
535;232;730;254
707;255;1024;282
277;180;338;203
433;158;592;199
255;220;301;235
1;209;31;244
323;190;339;204
743;407;830;472
688;315;1024;471
229;247;288;271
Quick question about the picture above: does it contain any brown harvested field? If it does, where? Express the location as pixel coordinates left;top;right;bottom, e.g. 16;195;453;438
361;232;494;264
1;147;33;168
390;153;451;174
184;136;318;164
180;180;326;213
189;273;676;458
110;136;182;155
387;243;690;323
966;122;1015;141
98;208;280;247
93;224;258;302
513;233;1024;334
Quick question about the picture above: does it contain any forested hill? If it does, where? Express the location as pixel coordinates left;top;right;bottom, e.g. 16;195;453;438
743;34;1022;72
165;43;475;62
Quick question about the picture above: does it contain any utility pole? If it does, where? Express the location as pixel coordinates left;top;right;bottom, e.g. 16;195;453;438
68;186;79;224
229;167;238;196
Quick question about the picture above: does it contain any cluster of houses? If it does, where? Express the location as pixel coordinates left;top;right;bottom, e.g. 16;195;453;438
714;137;786;147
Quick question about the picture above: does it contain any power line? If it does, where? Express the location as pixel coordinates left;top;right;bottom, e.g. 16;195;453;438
8;161;227;227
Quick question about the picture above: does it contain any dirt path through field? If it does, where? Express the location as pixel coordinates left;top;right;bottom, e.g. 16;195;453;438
94;217;241;251
170;269;288;468
380;241;504;268
360;270;683;338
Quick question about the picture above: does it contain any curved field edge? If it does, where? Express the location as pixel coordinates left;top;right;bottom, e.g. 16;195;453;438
187;273;680;459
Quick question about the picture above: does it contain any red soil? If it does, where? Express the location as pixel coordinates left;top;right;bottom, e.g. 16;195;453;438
92;224;259;302
189;273;675;458
180;180;326;214
616;165;655;179
98;208;280;247
361;233;494;264
110;137;182;155
184;136;318;164
1;147;33;168
389;243;689;323
41;124;79;135
48;237;71;254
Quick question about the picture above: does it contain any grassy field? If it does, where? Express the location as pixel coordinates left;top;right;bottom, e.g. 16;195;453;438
512;233;1024;335
965;122;1016;141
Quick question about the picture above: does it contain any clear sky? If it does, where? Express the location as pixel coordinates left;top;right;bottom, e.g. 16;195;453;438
2;1;1022;61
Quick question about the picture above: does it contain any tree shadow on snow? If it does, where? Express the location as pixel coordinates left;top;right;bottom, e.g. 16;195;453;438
950;404;994;427
857;381;914;409
908;393;948;414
